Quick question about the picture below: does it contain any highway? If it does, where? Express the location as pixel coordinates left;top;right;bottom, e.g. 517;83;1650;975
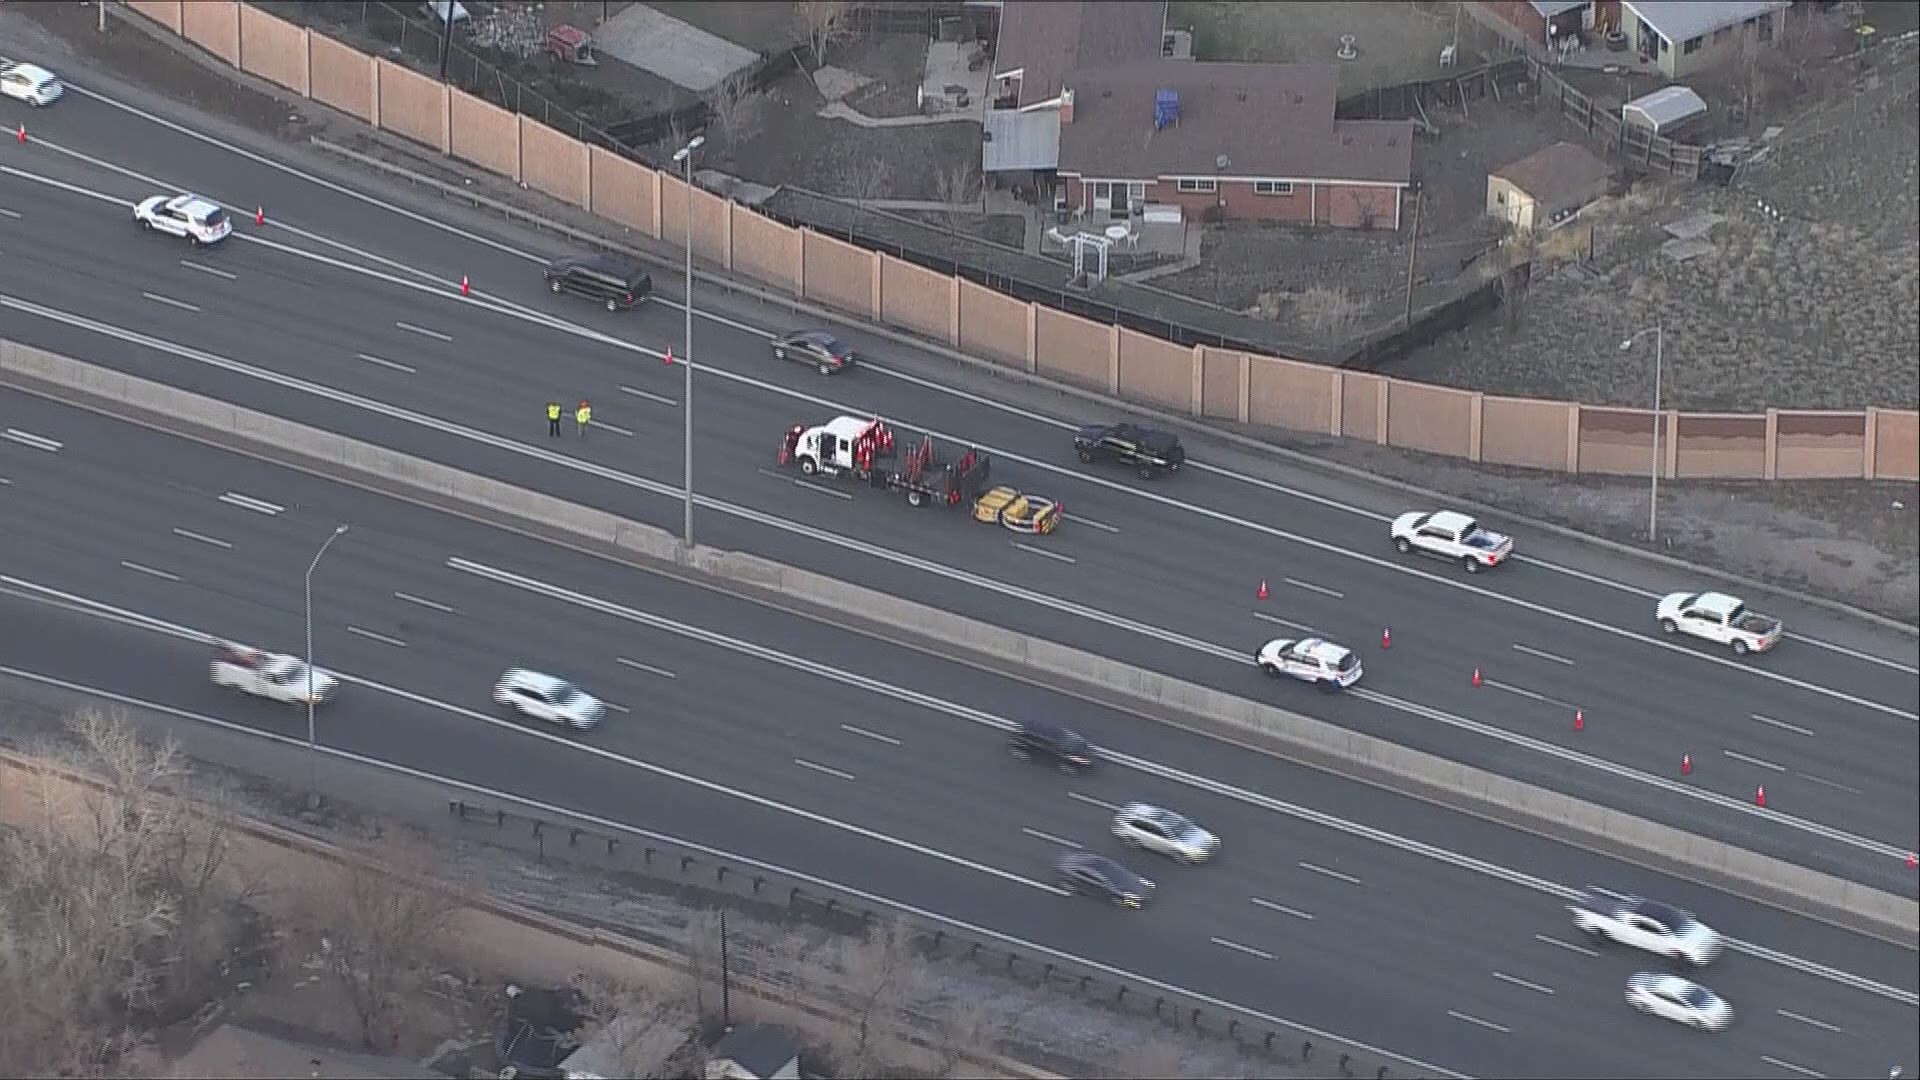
0;388;1914;1080
2;87;1914;897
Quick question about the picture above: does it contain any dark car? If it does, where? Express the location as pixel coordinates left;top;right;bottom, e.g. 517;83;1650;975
1055;853;1154;908
543;253;652;311
772;329;856;375
1006;720;1096;773
1073;422;1185;479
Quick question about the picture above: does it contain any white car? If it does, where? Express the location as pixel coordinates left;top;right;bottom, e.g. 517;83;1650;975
493;668;606;730
210;643;338;705
0;61;64;106
1256;637;1362;691
1569;890;1722;966
1656;590;1782;655
1625;973;1732;1032
1111;802;1219;864
1390;510;1513;573
133;193;233;246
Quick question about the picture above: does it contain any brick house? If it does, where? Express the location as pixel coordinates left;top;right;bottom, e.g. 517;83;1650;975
1054;62;1415;229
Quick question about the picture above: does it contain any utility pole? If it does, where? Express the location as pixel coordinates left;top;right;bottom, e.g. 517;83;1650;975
718;910;732;1027
1402;189;1423;327
437;2;455;82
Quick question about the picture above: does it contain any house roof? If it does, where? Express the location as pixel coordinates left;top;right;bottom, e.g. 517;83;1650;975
993;0;1167;108
1490;141;1612;204
1621;84;1707;129
983;107;1062;172
1620;0;1789;44
1057;61;1413;185
712;1025;799;1078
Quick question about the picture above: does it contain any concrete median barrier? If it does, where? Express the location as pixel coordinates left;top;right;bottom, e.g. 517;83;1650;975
3;339;1914;946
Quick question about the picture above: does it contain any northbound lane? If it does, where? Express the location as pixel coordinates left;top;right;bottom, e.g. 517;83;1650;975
1;388;1913;1079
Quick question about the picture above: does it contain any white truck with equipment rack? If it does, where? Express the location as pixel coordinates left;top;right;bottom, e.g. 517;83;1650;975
1656;590;1782;654
778;416;991;509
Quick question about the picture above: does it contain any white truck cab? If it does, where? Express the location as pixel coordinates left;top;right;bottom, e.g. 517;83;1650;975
781;416;894;478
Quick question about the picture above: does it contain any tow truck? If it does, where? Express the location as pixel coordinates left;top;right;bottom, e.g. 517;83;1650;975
778;416;991;508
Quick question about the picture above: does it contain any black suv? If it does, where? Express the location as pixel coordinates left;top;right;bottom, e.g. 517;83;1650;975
1073;422;1185;479
1006;720;1096;773
543;253;652;312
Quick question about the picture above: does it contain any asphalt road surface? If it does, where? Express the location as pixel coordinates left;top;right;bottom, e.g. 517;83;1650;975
2;98;1914;896
1;389;1914;1079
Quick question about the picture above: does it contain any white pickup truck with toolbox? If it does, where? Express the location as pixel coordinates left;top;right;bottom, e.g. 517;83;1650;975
210;644;338;704
1389;510;1513;573
1655;590;1782;654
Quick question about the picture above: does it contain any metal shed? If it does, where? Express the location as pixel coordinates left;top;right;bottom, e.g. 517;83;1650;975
1621;85;1707;135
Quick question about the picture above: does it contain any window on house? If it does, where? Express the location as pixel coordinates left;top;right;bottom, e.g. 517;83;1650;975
1756;14;1774;41
1683;35;1702;54
1175;178;1217;194
1253;181;1294;196
1713;25;1732;43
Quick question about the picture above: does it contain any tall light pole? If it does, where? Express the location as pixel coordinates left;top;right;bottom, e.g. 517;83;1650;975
304;523;349;807
672;134;705;548
1618;324;1664;544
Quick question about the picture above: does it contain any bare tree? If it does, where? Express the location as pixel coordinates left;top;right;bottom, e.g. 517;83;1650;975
795;0;855;69
569;973;701;1079
293;835;457;1050
839;157;892;241
706;70;764;152
924;995;1002;1078
825;918;926;1076
0;709;248;1078
1293;285;1365;336
933;160;980;240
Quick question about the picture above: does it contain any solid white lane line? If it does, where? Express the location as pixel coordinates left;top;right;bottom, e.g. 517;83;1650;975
615;657;677;679
839;723;900;746
1752;712;1815;737
1283;577;1345;599
346;625;407;648
141;291;200;312
1533;934;1598;958
3;428;62;452
592;421;635;438
1020;827;1082;849
1723;748;1787;773
394;321;451;341
1067;791;1120;812
1250;897;1315;921
1297;861;1363;886
178;258;236;280
0;207;20;218
1774;1009;1843;1033
1797;773;1863;796
1211;937;1275;961
1760;1056;1826;1079
793;758;855;781
1013;541;1075;564
356;352;417;374
171;527;232;549
1446;1010;1509;1034
6;571;1909;1012
217;491;283;515
1252;611;1318;634
602;701;631;714
620;385;679;407
393;591;456;614
1511;643;1574;666
1066;514;1119;533
120;560;179;582
1490;971;1554;995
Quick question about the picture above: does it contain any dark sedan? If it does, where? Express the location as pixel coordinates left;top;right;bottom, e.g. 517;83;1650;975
1056;853;1154;908
772;329;856;375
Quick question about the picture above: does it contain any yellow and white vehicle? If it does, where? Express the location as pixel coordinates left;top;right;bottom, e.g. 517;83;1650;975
972;485;1062;534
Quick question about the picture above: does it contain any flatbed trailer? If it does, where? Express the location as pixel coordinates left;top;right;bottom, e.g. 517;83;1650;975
779;417;990;508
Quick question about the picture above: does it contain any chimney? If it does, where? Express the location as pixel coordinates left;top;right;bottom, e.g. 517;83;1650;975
1059;88;1074;125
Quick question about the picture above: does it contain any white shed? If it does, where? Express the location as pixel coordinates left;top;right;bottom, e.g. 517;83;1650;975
1621;85;1707;136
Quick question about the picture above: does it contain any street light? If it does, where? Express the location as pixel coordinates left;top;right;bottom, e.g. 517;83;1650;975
304;523;349;807
672;134;705;548
1618;324;1664;544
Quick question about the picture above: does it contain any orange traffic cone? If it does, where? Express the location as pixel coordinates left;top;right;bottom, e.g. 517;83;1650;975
1755;785;1767;808
460;275;470;296
1906;852;1917;870
255;206;265;226
1381;627;1392;649
1257;579;1269;601
1681;753;1692;776
1471;667;1482;687
15;124;25;144
1573;708;1584;731
664;346;675;366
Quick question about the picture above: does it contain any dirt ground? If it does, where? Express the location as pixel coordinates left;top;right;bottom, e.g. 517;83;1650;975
1171;0;1483;97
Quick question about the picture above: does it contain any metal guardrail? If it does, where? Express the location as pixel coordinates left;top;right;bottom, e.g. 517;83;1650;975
448;798;1423;1080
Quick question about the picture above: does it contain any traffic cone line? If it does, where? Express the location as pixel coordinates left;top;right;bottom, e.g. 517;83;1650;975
1754;785;1767;808
1681;753;1692;776
1471;667;1482;687
1257;579;1269;601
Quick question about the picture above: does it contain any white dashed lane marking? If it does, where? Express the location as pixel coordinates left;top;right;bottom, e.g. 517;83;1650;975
357;352;416;374
793;758;855;781
3;428;61;452
171;527;231;549
142;291;200;312
1211;937;1275;961
218;491;282;515
1250;897;1314;921
178;258;235;280
1020;827;1081;849
394;321;451;341
346;625;407;648
839;724;900;746
120;560;179;582
1284;577;1344;599
615;657;676;679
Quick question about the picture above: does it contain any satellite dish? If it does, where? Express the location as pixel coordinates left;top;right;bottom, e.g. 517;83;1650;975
1215;154;1230;170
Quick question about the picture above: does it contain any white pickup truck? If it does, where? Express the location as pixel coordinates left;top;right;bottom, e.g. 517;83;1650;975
1390;510;1514;573
1569;889;1722;966
1656;591;1782;655
210;644;338;704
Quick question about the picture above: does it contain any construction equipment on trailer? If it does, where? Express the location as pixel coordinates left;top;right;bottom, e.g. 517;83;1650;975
778;416;991;508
